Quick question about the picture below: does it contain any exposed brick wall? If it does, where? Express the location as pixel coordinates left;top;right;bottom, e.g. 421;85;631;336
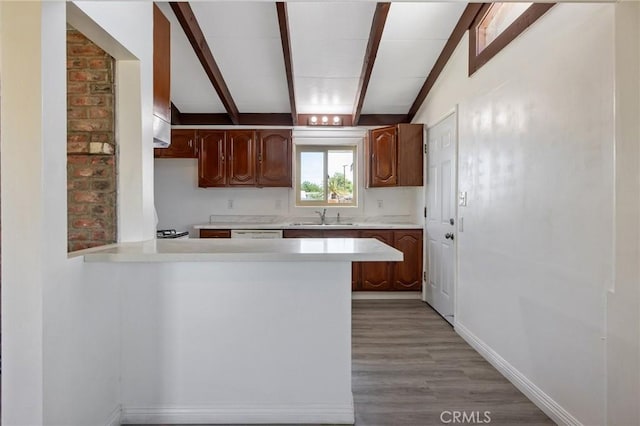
67;27;117;252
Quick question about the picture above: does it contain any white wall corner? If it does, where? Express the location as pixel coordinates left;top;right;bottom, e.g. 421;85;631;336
456;323;583;426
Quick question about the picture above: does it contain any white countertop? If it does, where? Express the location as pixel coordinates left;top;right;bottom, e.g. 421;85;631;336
193;222;422;230
83;238;403;263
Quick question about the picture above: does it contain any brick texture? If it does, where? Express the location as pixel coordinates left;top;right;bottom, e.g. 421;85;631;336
67;27;116;252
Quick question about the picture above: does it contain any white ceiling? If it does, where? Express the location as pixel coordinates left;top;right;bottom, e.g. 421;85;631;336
157;1;466;117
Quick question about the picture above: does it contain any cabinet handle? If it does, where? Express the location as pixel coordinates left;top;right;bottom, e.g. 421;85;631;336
258;153;262;162
188;139;193;148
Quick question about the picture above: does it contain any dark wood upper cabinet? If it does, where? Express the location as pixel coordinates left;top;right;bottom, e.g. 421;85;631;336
227;130;256;186
367;123;424;188
257;129;292;187
198;130;227;187
153;4;171;123
155;129;197;158
369;126;397;187
397;124;424;186
197;129;291;188
392;230;423;290
360;230;394;291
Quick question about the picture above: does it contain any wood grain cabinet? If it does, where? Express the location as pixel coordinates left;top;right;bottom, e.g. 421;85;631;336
257;129;292;187
227;130;257;186
197;129;292;188
155;129;198;158
359;230;394;291
199;229;231;238
282;229;324;238
392;230;423;290
366;123;424;187
324;229;361;291
198;130;227;187
152;4;170;123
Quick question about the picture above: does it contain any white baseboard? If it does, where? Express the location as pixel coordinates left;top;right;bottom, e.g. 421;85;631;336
352;291;421;300
103;405;122;426
455;322;582;426
121;402;354;424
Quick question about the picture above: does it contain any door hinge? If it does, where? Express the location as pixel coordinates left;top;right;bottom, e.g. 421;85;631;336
423;271;427;282
424;207;427;218
424;144;427;154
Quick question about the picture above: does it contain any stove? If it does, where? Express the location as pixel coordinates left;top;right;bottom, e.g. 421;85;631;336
156;229;189;239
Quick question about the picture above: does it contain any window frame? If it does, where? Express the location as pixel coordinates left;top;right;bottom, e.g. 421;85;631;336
295;144;358;208
469;3;554;76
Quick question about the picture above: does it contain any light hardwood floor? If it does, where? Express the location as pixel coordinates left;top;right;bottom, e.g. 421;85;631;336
128;300;554;426
352;299;554;425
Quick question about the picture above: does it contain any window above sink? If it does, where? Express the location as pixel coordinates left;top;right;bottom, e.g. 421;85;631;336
295;145;357;207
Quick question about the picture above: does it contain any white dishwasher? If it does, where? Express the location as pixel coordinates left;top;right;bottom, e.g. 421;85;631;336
230;229;283;239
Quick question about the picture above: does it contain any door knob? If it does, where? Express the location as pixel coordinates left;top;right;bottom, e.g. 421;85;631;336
449;218;455;226
445;233;454;240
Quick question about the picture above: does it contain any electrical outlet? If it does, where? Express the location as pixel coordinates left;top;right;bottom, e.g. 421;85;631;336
377;200;383;208
227;199;234;209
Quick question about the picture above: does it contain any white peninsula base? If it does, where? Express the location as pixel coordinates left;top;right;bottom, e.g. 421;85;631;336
84;239;401;425
120;261;353;424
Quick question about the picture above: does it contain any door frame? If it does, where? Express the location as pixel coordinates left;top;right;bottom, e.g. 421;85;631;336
422;107;459;325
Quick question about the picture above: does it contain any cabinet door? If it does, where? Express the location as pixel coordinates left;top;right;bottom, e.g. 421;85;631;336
257;130;292;187
199;229;231;238
153;4;171;123
198;131;227;187
392;230;423;290
369;126;397;187
324;230;361;290
227;130;256;186
360;230;394;290
155;129;197;158
397;124;424;186
282;229;324;238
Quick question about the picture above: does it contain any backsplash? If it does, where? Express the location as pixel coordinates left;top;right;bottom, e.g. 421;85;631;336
154;159;423;233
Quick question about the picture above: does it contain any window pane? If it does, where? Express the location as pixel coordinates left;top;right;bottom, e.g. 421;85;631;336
299;151;324;201
327;150;355;204
478;3;532;52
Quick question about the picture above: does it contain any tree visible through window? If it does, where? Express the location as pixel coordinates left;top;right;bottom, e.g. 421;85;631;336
296;146;357;206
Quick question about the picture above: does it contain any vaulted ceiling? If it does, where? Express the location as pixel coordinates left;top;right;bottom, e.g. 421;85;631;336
156;2;470;126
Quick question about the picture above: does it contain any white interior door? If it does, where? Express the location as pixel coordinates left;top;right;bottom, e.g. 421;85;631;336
423;112;457;325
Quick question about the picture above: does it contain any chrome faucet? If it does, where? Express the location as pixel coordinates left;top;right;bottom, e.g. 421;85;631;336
315;208;327;225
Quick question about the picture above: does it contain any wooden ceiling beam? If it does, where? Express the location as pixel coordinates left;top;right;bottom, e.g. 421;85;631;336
276;2;297;126
170;2;240;125
407;3;483;121
352;2;391;126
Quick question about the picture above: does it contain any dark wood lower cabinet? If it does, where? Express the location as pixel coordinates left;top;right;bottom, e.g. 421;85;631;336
360;230;394;291
283;228;423;292
323;229;360;291
392;230;423;290
199;229;231;238
282;229;324;238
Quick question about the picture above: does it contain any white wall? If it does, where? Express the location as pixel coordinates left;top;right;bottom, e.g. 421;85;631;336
413;4;615;425
606;2;640;425
1;1;155;425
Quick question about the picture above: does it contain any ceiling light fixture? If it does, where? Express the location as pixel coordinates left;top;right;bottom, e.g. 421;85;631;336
307;115;343;127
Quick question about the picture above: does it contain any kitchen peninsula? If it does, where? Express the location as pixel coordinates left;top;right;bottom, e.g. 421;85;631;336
84;238;401;424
